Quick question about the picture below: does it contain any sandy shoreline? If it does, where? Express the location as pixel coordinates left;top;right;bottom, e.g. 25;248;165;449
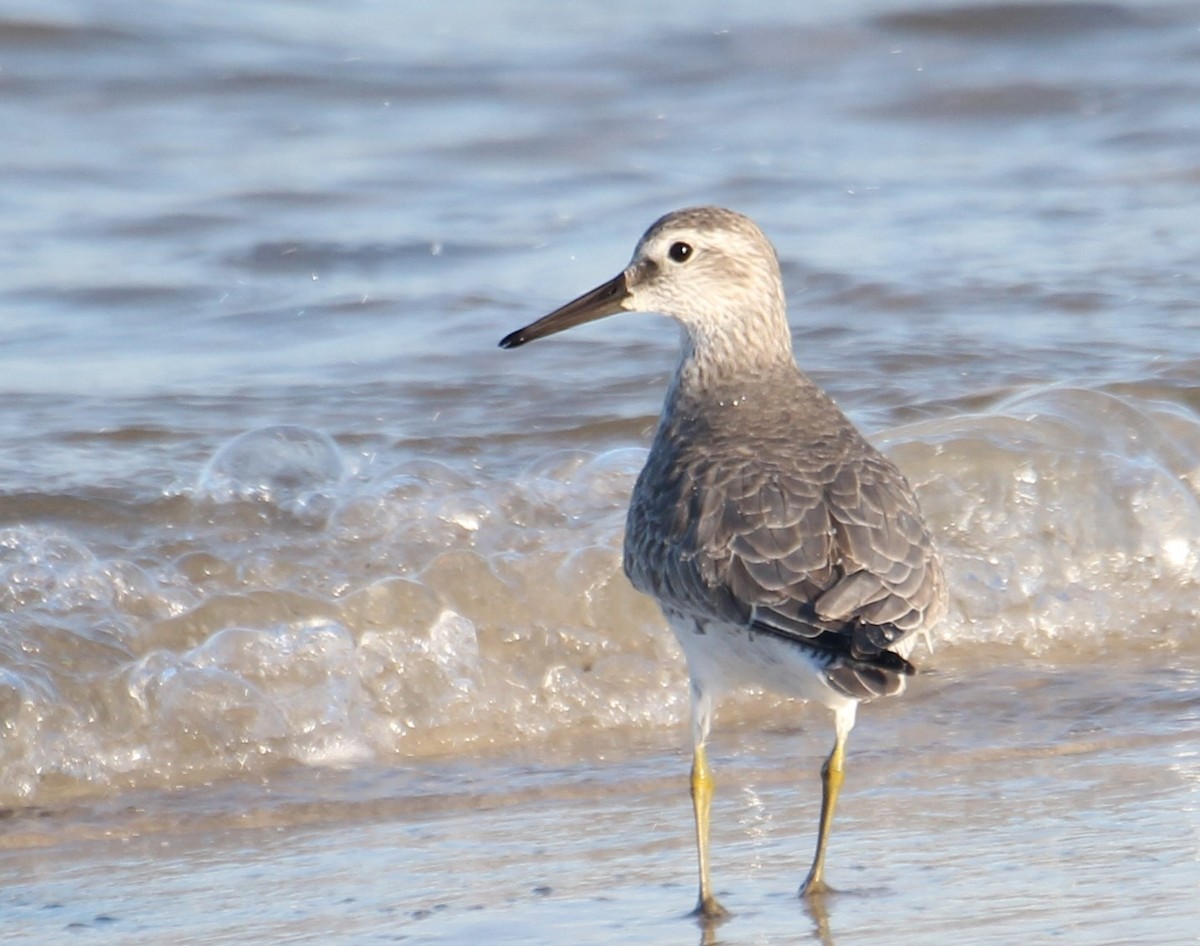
3;658;1197;945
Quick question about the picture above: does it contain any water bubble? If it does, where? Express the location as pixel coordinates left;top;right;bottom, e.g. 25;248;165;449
197;425;344;524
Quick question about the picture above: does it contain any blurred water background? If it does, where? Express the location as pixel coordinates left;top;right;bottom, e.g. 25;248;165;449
1;1;1198;943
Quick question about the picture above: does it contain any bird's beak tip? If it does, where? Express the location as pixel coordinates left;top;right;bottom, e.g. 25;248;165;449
498;271;630;351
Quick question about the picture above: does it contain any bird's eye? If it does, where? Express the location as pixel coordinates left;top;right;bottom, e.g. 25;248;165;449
668;241;693;263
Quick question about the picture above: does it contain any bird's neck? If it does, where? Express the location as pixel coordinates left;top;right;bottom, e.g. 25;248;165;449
657;322;850;451
669;318;799;407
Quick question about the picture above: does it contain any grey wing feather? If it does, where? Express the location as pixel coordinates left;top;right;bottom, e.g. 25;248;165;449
631;444;945;698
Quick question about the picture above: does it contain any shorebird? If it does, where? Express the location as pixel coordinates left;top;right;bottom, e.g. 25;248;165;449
499;207;946;918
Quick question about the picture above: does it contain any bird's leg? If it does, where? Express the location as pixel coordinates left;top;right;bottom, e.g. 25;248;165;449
690;742;729;919
686;678;729;919
801;703;856;898
800;735;844;896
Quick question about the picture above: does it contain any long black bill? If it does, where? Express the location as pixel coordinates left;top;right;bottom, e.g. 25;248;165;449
498;272;630;349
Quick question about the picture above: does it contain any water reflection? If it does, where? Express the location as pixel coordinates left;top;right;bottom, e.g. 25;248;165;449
691;893;838;946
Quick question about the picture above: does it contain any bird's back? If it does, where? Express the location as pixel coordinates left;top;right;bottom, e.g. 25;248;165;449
624;363;946;700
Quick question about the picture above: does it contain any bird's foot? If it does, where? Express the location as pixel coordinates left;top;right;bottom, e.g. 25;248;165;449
690;894;731;921
799;874;835;899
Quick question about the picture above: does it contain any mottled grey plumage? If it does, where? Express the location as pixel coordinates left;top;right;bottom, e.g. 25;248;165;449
624;360;942;701
500;206;946;917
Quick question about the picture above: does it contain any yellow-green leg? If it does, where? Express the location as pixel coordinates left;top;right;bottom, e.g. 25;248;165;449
801;704;856;898
690;743;729;919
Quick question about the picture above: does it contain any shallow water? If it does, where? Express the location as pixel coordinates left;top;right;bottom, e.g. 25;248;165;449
4;659;1197;944
2;0;1200;942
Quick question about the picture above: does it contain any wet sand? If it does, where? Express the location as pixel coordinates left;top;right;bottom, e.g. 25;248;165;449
3;653;1197;945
